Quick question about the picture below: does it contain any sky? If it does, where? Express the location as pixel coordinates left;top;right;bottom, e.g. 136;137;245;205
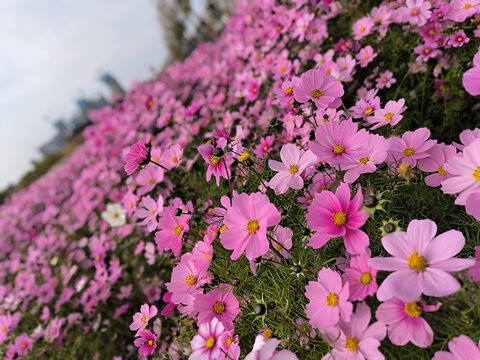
0;0;170;191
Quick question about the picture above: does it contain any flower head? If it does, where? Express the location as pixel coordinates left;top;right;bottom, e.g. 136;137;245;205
124;140;150;175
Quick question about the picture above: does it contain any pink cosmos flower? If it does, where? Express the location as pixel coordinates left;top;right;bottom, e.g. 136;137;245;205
218;331;241;360
351;92;381;119
189;317;225;360
466;192;480;221
442;138;480;205
191;240;214;271
273;79;296;108
420;143;457;187
135;195;164;233
14;333;32;356
294;69;344;110
463;47;480;96
136;166;164;195
369;219;475;302
197;142;233;186
306;182;370;255
244;335;298;360
402;0;432;26
433;335;480;359
268;143;317;194
387;127;436;167
129;303;158;331
0;314;12;343
375;70;396;89
166;253;209;305
155;205;190;256
414;42;442;62
220;192;281;261
134;329;157;356
450;30;470;47
194;285;240;331
159;144;183;170
344;133;389;184
356;46;377;68
267;225;293;262
352;16;374;40
306;19;327;43
310;119;369;169
305;267;352;331
322;302;386;360
367;99;407;130
446;0;480;22
124;140;150;175
254;135;275;157
343;254;378;301
468;246;480;281
376;298;434;347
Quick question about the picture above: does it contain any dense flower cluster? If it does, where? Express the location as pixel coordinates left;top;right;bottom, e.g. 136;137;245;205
1;0;480;359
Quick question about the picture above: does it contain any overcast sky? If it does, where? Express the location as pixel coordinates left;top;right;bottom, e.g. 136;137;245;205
0;0;171;191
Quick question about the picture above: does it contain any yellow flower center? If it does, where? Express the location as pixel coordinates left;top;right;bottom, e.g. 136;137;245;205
412;9;419;15
247;220;259;234
210;156;219;165
280;67;286;73
364;108;373;115
332;211;347;226
205;252;211;260
205;336;215;349
141;315;147;323
438;166;447;175
214;302;225;314
263;329;273;339
360;26;365;32
263;145;269;151
150;210;156;215
289;164;299;174
238;152;250;162
172;156;179;163
333;144;345;154
465;3;471;9
148;340;154;346
360;272;372;285
384;112;394;121
1;326;6;333
22;343;26;349
359;157;370;165
226;337;233;347
302;24;306;29
457;36;464;42
425;48;431;54
407;251;427;271
326;292;339;307
274;243;283;250
185;274;197;286
220;225;227;234
375;17;382;23
312;28;318;33
149;179;155;185
311;89;323;98
404;302;422;318
473;166;480;181
174;225;183;236
285;86;293;95
129;202;134;208
345;336;359;351
403;147;415;157
428;29;435;35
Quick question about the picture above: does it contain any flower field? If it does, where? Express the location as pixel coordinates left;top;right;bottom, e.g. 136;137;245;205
2;0;480;359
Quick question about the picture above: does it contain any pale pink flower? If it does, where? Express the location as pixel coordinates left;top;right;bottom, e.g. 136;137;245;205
294;69;344;110
402;0;432;26
369;219;475;302
376;70;396;89
356;46;377;68
189;317;225;360
446;0;480;22
463;47;480;96
420;143;457;187
268;143;317;194
352;16;374;40
387;127;436;167
135;195;164;232
129;303;158;331
305;267;353;330
433;335;480;359
244;335;298;360
367;99;407;130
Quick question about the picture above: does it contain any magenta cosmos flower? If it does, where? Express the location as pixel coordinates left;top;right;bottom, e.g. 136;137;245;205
310;119;369;169
189;317;225;360
124;140;150;175
306;182;370;255
220;192;281;261
376;298;433;348
197;143;233;186
294;69;344;110
268;143;317;195
433;335;480;359
442;138;480;205
305;267;352;331
14;334;32;356
322;302;386;360
134;329;157;356
194;285;240;331
129;303;158;331
369;219;475;302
